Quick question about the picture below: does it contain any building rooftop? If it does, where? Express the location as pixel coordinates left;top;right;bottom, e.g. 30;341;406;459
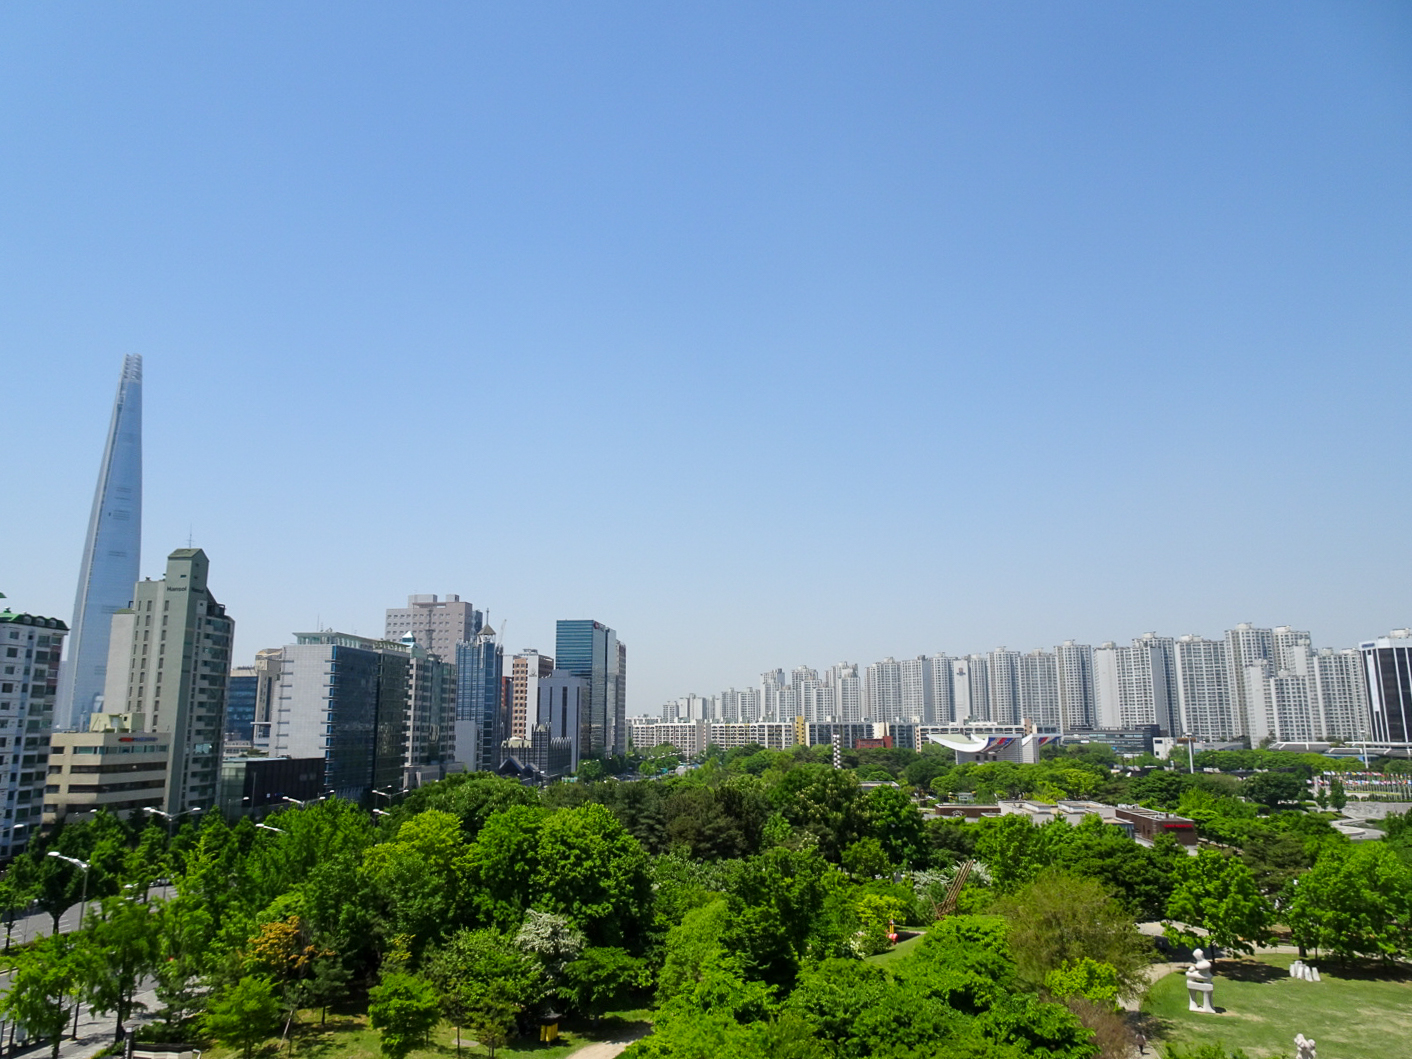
0;609;67;630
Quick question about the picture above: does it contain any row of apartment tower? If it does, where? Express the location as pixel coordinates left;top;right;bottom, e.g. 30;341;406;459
664;625;1412;744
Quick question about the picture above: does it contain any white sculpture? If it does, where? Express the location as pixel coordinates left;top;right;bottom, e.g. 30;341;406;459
1290;960;1320;982
1185;947;1215;1013
1295;1032;1316;1059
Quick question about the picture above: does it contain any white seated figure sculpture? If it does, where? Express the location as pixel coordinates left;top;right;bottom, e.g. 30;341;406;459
1185;948;1215;1013
1295;1032;1316;1059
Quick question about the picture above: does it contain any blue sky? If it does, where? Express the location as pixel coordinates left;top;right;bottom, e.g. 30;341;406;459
2;2;1409;712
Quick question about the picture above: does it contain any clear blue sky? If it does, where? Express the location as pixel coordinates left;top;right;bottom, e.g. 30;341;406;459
3;3;1409;712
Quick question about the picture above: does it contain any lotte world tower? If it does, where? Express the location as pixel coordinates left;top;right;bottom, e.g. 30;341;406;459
56;355;142;732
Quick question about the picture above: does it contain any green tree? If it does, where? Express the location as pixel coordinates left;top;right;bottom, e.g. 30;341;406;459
992;874;1150;1001
81;895;161;1041
1240;771;1307;811
1328;775;1348;812
533;803;652;947
464;805;547;929
1043;957;1120;1006
0;934;82;1059
769;765;865;861
203;976;283;1059
368;972;443;1059
362;810;469;954
1165;847;1273;959
840;838;893;880
153;892;217;1027
564;947;648;1019
424;929;545;1054
862;784;925;868
0;856;36;951
1286;842;1412;960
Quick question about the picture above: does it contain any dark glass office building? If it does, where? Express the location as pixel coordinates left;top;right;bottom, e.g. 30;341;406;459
1361;633;1412;744
457;627;504;772
555;620;624;758
226;673;257;742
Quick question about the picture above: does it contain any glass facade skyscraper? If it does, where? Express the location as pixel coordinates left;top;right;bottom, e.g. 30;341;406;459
457;626;503;771
555;620;623;758
58;355;142;732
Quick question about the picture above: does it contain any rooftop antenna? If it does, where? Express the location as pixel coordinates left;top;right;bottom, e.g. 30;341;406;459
187;525;194;548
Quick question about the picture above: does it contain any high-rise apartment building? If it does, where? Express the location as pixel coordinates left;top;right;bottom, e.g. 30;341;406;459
1;608;67;854
1093;643;1122;728
865;657;902;722
1172;636;1232;740
87;548;233;814
1054;641;1095;732
257;631;412;800
927;655;955;724
615;640;627;754
986;648;1022;725
828;663;864;723
58;355;142;732
1115;633;1179;735
1017;650;1061;730
1360;630;1412;745
1225;623;1276;737
456;624;503;772
555;620;622;758
1311;648;1369;741
384;594;482;661
899;656;933;724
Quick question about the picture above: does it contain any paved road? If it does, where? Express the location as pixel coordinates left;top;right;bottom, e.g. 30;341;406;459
3;888;174;950
563;1023;651;1059
0;976;160;1059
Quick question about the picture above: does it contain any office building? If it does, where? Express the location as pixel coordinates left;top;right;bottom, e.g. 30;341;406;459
227;666;258;746
555;620;623;758
218;755;325;818
384;594;482;661
534;669;587;770
0;608;66;853
78;548;233;816
456;624;503;771
1360;630;1412;745
510;650;554;739
256;631;410;801
58;356;143;732
45;729;168;826
401;632;457;777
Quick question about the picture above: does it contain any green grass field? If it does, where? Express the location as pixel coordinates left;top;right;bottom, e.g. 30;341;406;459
1141;953;1412;1059
862;930;927;967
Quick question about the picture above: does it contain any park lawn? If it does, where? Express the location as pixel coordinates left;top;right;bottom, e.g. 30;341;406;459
196;1008;650;1059
863;930;927;968
1142;953;1412;1059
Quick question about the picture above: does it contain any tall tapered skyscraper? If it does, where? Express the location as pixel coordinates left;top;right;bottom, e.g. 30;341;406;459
57;355;142;731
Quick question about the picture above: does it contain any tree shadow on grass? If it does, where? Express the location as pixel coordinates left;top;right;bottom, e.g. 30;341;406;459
1319;959;1412;983
1218;959;1286;983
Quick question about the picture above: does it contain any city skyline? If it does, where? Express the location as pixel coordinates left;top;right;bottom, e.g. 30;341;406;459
3;6;1409;713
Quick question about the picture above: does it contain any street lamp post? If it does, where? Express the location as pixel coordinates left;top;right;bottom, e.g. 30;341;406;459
255;823;285;835
46;853;91;1039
